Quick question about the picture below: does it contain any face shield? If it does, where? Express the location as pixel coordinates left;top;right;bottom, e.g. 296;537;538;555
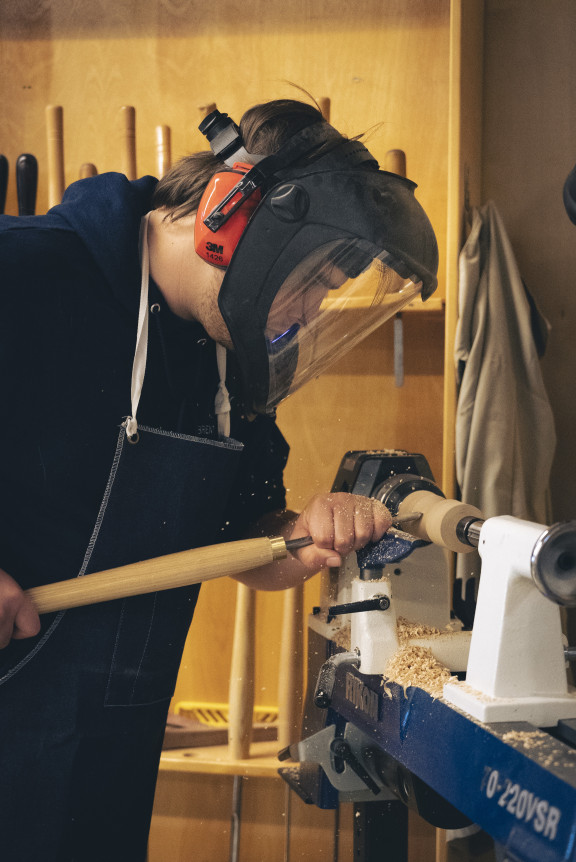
217;164;438;415
264;239;422;411
199;110;438;415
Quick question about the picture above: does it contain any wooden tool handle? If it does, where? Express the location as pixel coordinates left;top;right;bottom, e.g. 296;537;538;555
398;491;482;553
228;583;256;759
198;101;217;118
318;97;331;122
119;105;137;180
79;163;98;178
46;105;65;208
27;536;287;614
155;124;172;177
277;584;304;749
384;149;407;177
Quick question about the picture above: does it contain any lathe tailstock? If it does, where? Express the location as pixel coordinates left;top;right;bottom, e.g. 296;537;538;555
279;450;576;862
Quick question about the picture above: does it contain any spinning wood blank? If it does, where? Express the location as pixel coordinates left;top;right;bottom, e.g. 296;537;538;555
398;490;482;553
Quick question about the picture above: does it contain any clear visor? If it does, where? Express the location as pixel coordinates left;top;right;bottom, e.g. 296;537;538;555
264;239;423;411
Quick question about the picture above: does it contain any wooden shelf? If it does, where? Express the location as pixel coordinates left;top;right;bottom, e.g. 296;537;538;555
405;298;445;313
159;740;283;778
322;297;445;312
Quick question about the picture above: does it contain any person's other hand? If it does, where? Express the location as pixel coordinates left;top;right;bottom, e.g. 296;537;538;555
0;568;41;648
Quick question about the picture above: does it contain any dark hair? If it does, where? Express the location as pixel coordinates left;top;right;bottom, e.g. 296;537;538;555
151;98;340;220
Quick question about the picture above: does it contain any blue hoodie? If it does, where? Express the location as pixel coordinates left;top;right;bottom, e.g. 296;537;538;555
0;172;288;592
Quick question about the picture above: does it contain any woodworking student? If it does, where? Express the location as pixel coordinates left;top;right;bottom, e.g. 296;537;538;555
0;98;438;860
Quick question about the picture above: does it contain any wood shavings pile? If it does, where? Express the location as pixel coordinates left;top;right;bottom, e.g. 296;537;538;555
326;606;457;698
396;616;442;642
383;644;454;699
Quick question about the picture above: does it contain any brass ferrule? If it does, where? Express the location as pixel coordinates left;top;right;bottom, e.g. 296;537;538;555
269;536;288;560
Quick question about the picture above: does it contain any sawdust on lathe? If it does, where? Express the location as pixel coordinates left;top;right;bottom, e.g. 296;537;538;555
499;729;576;770
396;616;442;643
383;644;454;699
332;624;351;651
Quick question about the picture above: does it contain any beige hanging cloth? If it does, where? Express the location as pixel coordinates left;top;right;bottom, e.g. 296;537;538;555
454;201;556;589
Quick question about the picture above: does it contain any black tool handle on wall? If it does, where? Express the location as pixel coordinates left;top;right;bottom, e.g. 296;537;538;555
0;155;8;214
16;153;38;216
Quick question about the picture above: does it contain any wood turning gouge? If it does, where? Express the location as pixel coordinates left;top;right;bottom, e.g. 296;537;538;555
286;511;423;552
26;514;423;614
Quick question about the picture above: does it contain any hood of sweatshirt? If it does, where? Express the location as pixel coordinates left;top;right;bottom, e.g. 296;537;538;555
47;171;157;315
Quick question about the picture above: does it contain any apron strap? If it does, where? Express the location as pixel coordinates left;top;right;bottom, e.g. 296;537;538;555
126;213;232;441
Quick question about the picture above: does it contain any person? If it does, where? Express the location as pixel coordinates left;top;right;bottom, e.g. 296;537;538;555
0;97;438;860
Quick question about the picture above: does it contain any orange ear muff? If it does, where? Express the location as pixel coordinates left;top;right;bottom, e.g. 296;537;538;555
194;162;261;268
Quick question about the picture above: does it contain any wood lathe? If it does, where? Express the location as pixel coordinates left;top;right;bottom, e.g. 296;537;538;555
279;449;576;862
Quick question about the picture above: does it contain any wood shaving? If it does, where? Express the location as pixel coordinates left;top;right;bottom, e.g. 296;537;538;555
499;730;576;770
396;616;441;642
383;644;454;699
501;730;548;750
450;681;495;703
332;624;351;650
504;730;576;766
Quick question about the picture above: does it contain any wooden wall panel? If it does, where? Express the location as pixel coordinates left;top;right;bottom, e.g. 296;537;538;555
150;771;434;862
278;313;446;510
0;0;450;298
150;772;350;862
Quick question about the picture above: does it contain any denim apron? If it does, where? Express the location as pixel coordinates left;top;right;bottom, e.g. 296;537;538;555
0;215;244;861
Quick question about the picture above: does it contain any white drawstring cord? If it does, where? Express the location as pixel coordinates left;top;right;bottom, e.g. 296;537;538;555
214;342;231;438
125;212;232;441
125;213;151;442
